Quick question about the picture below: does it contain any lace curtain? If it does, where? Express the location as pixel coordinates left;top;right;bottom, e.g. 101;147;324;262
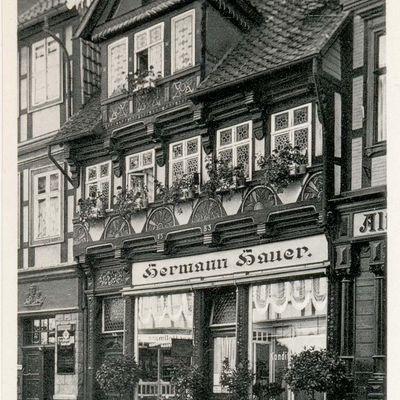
213;337;236;393
252;277;327;322
138;293;193;330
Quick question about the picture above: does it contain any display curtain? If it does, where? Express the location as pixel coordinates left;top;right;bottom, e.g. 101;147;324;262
213;337;236;393
252;278;327;322
138;292;193;330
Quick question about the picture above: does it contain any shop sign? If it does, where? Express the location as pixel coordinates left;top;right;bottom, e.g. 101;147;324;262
139;333;192;347
57;324;75;374
353;209;387;238
132;235;328;287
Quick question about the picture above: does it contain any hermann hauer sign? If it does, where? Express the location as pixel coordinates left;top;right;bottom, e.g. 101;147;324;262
130;235;328;292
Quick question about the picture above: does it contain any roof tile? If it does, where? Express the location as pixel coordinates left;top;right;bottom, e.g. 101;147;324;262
18;0;67;26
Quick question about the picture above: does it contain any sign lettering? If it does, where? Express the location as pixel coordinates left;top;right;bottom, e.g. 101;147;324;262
354;209;387;237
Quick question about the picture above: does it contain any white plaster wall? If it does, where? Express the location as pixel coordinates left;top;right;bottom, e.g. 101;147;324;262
32;105;60;138
35;244;61;267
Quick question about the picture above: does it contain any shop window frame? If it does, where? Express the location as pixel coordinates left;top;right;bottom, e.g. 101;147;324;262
102;297;125;334
23;316;56;346
366;16;386;155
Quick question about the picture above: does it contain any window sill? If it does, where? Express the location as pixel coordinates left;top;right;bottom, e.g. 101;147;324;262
365;141;386;157
29;236;64;248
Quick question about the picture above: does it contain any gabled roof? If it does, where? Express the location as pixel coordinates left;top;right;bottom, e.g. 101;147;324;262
195;0;349;95
50;93;102;145
18;0;69;29
76;0;262;42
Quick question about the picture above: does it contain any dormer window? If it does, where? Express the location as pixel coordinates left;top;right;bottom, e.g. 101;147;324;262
108;37;128;97
171;10;195;74
134;23;164;78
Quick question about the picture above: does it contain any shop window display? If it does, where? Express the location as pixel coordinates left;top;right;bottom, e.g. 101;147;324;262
251;277;327;400
136;293;193;399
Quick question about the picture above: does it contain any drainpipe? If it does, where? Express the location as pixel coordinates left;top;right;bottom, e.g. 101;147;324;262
44;16;76;187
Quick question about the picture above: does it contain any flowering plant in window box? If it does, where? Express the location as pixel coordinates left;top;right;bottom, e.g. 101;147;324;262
113;185;149;219
127;66;159;94
257;144;308;193
77;191;108;222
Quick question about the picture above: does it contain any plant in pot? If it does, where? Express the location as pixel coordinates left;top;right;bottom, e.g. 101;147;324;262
77;190;108;222
283;347;351;400
171;363;209;400
257;144;308;193
220;358;254;400
253;381;285;400
202;156;237;198
233;163;247;188
95;355;141;400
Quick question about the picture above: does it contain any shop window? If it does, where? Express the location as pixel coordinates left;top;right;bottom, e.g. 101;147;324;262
169;136;201;185
134;23;164;78
108;37;128;97
137;293;193;397
102;297;125;333
31;169;62;244
23;317;56;345
85;161;111;208
271;104;312;165
126;149;155;203
171;10;195;73
31;37;61;108
213;336;236;393
251;277;327;400
216;121;252;179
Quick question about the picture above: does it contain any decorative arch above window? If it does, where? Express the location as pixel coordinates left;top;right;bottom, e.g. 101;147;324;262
145;206;176;232
300;172;323;201
104;216;132;239
191;198;225;223
241;185;277;212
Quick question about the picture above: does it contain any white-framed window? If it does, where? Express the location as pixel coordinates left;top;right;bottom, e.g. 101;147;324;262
31;37;62;108
31;169;63;244
271;104;312;165
108;37;128;97
171;9;195;74
216;121;253;179
102;297;125;334
85;161;111;208
169;136;201;184
126;149;155;203
213;336;236;393
134;23;164;78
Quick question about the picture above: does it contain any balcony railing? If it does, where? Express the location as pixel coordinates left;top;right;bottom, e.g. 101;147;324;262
138;381;175;399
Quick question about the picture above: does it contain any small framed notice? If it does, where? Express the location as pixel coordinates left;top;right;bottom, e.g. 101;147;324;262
57;324;75;374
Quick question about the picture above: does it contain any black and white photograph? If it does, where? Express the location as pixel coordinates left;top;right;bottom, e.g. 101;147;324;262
1;0;396;399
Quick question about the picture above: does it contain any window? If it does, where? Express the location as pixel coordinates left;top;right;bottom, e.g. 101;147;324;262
210;291;237;326
108;37;128;97
102;297;125;333
375;33;386;142
126;150;155;202
169;136;201;184
31;169;62;244
23;317;56;345
213;336;236;393
271;104;312;164
31;37;61;107
216;121;252;179
171;10;195;73
85;161;111;208
134;23;164;78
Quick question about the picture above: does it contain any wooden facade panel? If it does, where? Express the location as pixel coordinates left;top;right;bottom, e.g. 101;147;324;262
355;314;374;329
353;15;364;69
371;155;386;187
322;40;341;80
352;76;364;130
334;93;342;158
355;342;374;358
351;137;363;190
356;328;375;344
355;299;374;316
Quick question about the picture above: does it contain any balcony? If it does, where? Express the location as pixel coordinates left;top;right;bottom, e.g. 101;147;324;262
102;66;201;129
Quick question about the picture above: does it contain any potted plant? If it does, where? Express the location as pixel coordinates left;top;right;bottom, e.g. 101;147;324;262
95;355;141;400
253;381;285;400
257;144;308;193
283;347;351;400
77;190;108;222
233;163;247;187
220;358;254;400
171;363;209;400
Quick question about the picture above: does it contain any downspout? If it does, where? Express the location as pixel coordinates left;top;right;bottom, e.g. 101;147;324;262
43;16;76;188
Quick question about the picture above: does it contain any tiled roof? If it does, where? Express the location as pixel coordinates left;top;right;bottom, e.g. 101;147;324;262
196;0;349;93
50;93;102;145
18;0;68;27
91;0;261;42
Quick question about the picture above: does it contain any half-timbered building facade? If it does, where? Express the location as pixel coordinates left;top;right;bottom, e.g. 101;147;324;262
42;0;386;399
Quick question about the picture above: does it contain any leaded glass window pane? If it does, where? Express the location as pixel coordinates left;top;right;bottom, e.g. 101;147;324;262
87;167;97;181
293;106;309;125
294;128;309;150
103;297;125;332
129;155;140;170
187;157;198;175
143;151;153;166
100;163;109;178
186;138;198;155
275;133;290;150
172;160;184;180
220;129;232;146
211;291;236;325
275;112;289;130
236;123;250;142
172;143;183;159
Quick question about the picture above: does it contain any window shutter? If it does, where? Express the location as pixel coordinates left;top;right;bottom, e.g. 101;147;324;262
109;39;127;96
173;11;194;72
33;43;46;105
46;39;60;101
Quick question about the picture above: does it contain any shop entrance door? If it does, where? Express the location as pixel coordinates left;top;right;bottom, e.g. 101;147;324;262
22;348;55;400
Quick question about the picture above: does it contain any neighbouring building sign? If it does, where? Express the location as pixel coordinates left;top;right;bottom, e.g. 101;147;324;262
131;235;328;289
57;324;75;374
353;209;387;237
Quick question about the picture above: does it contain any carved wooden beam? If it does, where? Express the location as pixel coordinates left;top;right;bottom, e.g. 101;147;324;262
64;143;81;188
